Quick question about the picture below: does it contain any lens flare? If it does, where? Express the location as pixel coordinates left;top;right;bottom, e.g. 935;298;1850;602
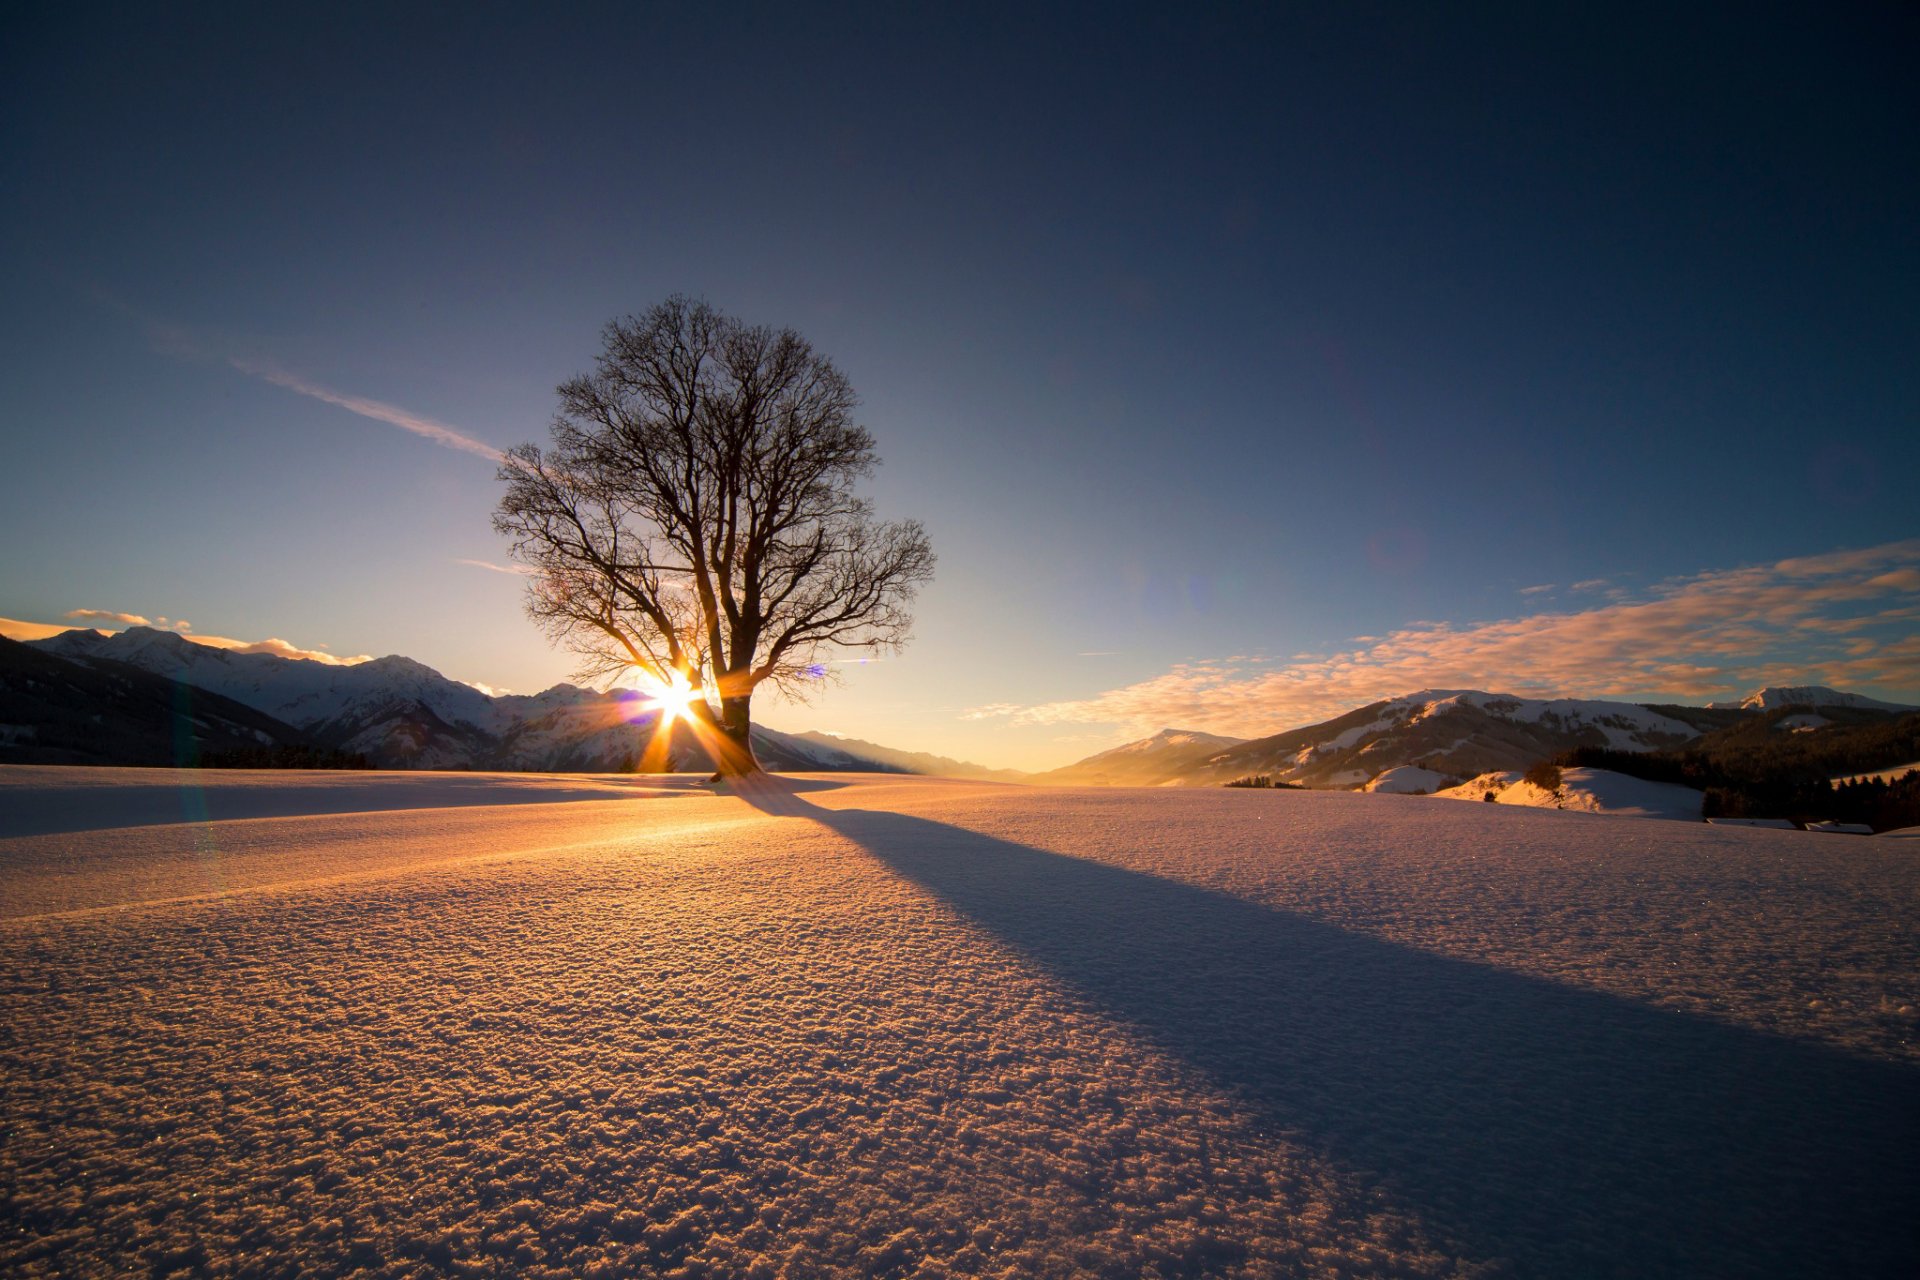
632;669;701;728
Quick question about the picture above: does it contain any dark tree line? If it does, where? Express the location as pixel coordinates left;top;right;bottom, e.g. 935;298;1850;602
1543;708;1920;830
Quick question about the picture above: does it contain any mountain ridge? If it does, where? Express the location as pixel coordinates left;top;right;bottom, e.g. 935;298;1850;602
15;627;1915;785
1054;687;1911;791
19;627;971;774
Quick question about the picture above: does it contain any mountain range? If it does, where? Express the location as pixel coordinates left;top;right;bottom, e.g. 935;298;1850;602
4;625;1913;785
1030;688;1912;790
7;628;925;773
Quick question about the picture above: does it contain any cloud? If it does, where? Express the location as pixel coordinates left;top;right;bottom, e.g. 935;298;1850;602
0;617;80;642
974;539;1920;736
960;702;1027;721
456;558;538;576
1517;584;1556;596
230;358;505;463
1076;650;1120;657
2;611;369;666
87;287;503;464
185;633;371;665
65;608;154;627
1571;578;1611;592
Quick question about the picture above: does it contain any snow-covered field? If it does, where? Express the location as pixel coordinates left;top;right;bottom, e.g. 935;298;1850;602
2;768;1916;1277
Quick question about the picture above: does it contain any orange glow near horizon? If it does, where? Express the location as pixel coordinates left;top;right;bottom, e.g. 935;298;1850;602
620;667;724;773
631;667;702;729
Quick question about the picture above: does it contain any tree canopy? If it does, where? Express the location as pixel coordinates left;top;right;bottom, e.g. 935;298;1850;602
494;297;934;774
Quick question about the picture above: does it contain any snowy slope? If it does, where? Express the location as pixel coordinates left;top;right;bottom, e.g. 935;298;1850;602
1708;685;1918;712
0;637;311;766
1;771;1913;1277
1833;760;1920;786
34;627;497;734
25;627;926;774
1026;727;1245;786
1436;766;1706;820
1364;764;1458;794
1101;690;1712;789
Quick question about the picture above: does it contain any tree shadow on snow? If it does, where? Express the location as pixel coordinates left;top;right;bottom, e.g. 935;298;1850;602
787;801;1918;1278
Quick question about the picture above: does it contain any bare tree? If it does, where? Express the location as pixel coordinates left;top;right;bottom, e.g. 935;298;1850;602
494;297;934;776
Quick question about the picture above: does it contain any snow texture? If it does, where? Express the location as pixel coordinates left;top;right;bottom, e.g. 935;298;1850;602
2;769;1916;1278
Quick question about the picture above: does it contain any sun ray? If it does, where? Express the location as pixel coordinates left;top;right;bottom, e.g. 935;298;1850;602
618;667;710;772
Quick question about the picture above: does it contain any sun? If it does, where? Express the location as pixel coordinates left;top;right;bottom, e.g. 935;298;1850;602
634;669;702;728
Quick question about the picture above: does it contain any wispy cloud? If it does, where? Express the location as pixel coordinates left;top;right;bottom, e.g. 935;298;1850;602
966;539;1920;736
456;558;538;576
230;358;505;463
89;287;504;465
0;617;78;642
65;609;190;632
1076;650;1120;657
1517;584;1556;596
184;633;371;665
65;608;155;627
960;702;1027;721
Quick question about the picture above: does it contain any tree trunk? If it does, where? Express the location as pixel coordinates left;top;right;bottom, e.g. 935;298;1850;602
707;694;761;777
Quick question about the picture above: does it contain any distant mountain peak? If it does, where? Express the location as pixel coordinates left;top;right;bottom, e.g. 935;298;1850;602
113;625;202;653
1124;728;1244;751
1707;686;1916;712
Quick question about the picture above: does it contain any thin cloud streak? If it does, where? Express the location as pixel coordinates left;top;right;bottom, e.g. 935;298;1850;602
230;359;505;463
90;288;505;465
968;540;1920;736
456;558;538;576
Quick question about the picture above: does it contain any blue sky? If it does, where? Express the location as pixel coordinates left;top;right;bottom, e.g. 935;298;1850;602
3;4;1916;768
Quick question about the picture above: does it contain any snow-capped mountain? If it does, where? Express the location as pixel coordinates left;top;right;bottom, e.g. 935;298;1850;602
1027;728;1246;787
1055;692;1732;790
1706;686;1918;713
0;636;313;766
23;627;928;773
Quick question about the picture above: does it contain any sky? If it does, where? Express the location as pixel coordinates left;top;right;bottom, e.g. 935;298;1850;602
2;3;1916;770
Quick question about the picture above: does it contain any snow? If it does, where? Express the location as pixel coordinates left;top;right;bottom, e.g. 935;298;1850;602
1311;714;1396;754
1707;685;1917;712
1363;765;1456;794
1110;729;1243;754
2;769;1915;1276
1775;712;1832;732
1392;690;1703;747
1436;767;1705;820
1833;760;1920;786
33;627;501;733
